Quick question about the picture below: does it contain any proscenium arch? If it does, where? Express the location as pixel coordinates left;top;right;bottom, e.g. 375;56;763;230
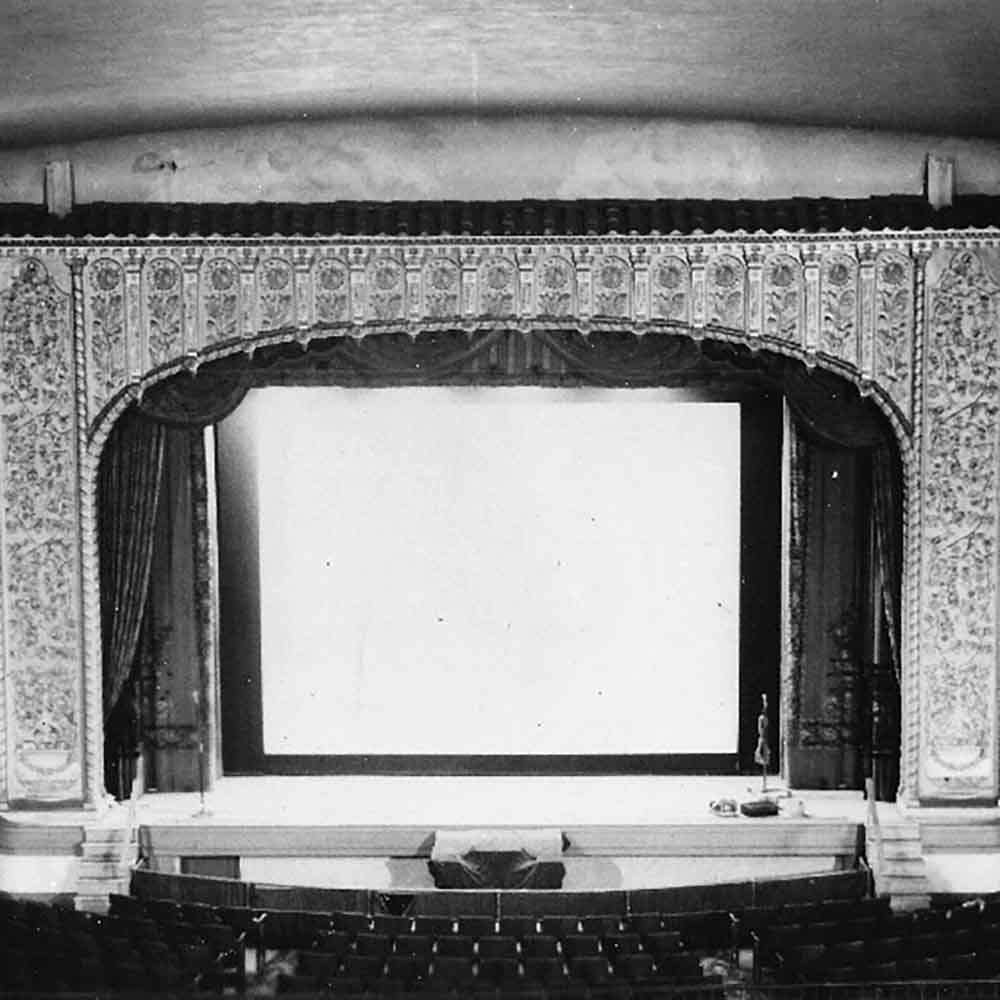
83;315;910;794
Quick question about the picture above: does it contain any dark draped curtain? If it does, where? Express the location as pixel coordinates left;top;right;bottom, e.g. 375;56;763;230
100;411;166;720
101;371;248;718
136;370;249;428
782;365;902;683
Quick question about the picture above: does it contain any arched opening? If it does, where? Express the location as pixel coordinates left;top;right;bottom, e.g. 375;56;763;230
95;326;903;799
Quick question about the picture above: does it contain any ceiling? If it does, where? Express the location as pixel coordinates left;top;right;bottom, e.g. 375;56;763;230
2;0;1000;148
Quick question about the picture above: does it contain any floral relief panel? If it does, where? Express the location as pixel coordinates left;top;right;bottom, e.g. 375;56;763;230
819;254;860;366
650;256;690;325
875;252;915;421
1;257;82;802
87;258;126;415
145;258;184;370
920;248;1000;798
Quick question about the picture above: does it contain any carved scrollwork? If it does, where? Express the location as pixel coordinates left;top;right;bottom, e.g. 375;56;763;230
535;256;576;317
422;256;461;319
707;254;745;330
258;257;294;330
820;254;859;364
87;258;126;410
314;257;350;324
478;256;518;317
367;257;405;321
202;258;240;345
1;257;81;799
764;254;802;344
650;256;689;323
875;251;914;419
922;249;1000;783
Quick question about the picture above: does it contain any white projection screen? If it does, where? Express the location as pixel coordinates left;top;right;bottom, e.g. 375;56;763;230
220;386;742;761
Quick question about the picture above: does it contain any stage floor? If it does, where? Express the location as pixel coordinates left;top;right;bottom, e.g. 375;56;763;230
112;776;876;891
129;774;876;827
0;776;918;895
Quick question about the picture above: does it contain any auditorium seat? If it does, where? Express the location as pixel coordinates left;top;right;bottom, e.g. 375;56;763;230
867;959;899;981
523;956;566;985
458;914;497;938
355;931;394;958
333;910;372;934
277;971;317;994
429;955;478;988
831;938;867;964
641;928;684;960
560;932;602;958
146;898;184;923
385;953;429;987
520;933;560;960
259;908;335;949
413;915;456;936
394;932;435;958
109;892;147;920
579;913;623;935
341;952;386;983
566;954;612;986
897;955;940;982
299;949;343;978
477;934;519;959
477;955;521;987
539;915;581;937
372;913;414;936
180;901;227;925
435;933;476;958
498;915;539;939
602;930;643;958
614;952;656;982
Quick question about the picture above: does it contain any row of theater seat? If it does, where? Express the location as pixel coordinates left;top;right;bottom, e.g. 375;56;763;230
279;951;711;996
0;891;245;995
282;922;707;997
112;892;735;955
748;896;1000;985
17;882;1000;996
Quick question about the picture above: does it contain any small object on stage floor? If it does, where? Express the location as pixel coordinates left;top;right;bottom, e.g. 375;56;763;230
709;798;738;817
739;798;779;818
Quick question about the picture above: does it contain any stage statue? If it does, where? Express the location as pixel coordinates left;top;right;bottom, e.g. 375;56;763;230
754;693;771;793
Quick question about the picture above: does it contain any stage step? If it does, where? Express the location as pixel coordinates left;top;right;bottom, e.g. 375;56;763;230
75;807;139;913
869;818;931;912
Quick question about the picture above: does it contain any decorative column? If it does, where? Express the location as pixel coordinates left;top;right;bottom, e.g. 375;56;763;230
916;247;1000;802
1;255;86;805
